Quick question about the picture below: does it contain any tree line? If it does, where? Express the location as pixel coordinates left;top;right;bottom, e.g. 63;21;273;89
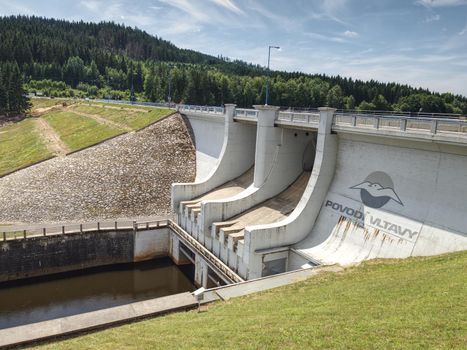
1;15;466;114
0;62;29;116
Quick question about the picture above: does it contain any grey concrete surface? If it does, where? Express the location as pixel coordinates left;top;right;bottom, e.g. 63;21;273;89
0;292;197;348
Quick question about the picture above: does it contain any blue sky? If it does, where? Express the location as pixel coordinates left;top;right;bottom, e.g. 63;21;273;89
1;0;467;96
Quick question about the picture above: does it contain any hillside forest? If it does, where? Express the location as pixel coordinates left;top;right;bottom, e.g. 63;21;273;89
1;15;466;116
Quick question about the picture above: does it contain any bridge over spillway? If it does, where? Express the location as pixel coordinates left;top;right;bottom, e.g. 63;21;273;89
173;104;467;280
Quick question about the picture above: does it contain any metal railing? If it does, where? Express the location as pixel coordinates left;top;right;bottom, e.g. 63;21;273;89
177;104;224;114
168;221;244;283
172;103;467;138
234;108;258;119
334;113;467;136
336;108;463;119
1;219;171;241
278;111;320;124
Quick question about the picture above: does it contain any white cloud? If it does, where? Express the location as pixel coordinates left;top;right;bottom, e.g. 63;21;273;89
304;31;346;43
343;30;358;38
459;24;467;35
424;13;440;22
79;0;100;12
158;0;210;22
210;0;244;15
416;0;467;7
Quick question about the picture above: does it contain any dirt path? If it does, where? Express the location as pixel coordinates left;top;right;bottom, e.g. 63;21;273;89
69;109;133;132
34;118;70;156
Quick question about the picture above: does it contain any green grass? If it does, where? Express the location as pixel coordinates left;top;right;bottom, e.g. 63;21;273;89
0;118;53;176
32;251;467;350
44;111;124;151
70;103;173;130
30;98;72;111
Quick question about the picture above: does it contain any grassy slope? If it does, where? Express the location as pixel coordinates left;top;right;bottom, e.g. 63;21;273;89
30;98;72;111
0;118;52;176
0;101;172;175
70;104;172;130
34;251;467;350
44;111;124;151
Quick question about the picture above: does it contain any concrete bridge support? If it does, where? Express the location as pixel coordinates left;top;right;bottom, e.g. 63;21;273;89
239;107;337;279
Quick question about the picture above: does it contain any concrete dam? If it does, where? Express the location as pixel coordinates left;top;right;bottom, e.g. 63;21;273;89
173;104;467;280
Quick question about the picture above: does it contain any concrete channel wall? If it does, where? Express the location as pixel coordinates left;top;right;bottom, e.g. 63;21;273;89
182;109;226;182
0;220;240;289
0;228;169;283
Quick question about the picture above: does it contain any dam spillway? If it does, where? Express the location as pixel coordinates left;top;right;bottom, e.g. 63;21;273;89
174;104;467;280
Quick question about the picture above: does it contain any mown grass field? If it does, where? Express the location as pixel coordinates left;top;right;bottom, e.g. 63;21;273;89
43;111;124;151
0;118;52;176
70;103;172;130
32;251;467;350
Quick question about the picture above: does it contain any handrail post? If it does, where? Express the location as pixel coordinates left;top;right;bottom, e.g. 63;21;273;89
115;221;118;230
97;222;100;232
374;116;380;129
133;220;137;233
23;230;26;239
352;115;357;126
400;118;407;131
79;224;83;233
43;227;46;236
2;232;5;241
62;226;65;234
430;120;438;134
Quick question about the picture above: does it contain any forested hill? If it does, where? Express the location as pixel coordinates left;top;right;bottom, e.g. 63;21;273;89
1;15;466;115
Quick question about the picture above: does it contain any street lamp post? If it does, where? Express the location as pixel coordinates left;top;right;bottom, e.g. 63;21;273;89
265;45;280;105
168;68;172;105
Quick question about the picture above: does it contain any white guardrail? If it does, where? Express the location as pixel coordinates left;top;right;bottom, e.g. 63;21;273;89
334;113;467;136
178;104;467;137
235;108;258;119
178;104;224;114
278;111;320;124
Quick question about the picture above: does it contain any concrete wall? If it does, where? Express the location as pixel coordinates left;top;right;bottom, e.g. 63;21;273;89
172;105;256;210
184;112;226;182
0;228;169;282
292;133;467;267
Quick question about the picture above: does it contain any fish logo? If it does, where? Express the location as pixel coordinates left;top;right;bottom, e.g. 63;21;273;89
350;171;403;209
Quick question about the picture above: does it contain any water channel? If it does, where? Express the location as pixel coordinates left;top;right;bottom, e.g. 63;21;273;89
0;258;194;329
